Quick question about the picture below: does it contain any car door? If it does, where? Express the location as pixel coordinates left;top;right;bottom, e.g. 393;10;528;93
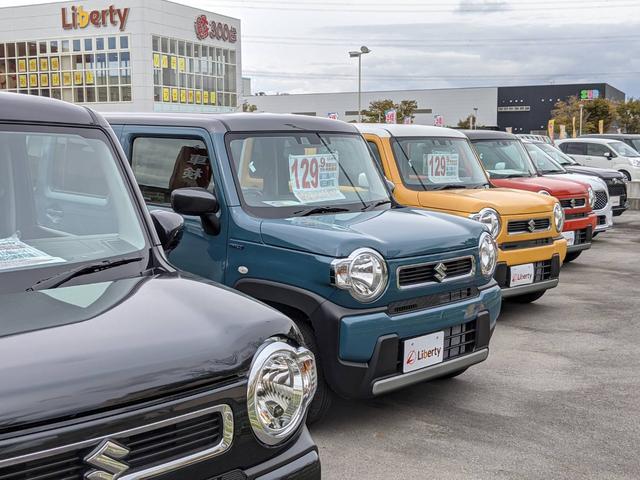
118;125;228;283
585;142;612;169
561;141;588;165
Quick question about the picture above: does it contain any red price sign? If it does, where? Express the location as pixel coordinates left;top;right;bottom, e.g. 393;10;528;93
425;154;459;183
427;155;448;177
290;156;326;189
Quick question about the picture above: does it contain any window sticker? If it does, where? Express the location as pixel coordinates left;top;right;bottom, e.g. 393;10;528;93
262;200;301;207
424;153;460;183
0;236;65;272
288;153;345;203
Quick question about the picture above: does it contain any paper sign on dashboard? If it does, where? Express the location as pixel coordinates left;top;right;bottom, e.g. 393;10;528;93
424;153;459;183
288;153;345;204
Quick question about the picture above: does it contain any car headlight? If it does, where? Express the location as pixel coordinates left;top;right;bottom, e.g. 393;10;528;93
468;208;501;238
332;248;388;302
553;202;564;232
587;187;595;208
247;339;317;446
629;158;640;168
478;232;497;279
538;190;551;196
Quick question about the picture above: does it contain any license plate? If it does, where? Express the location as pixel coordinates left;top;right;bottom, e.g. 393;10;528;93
403;331;444;373
562;231;575;246
509;263;534;287
610;196;620;207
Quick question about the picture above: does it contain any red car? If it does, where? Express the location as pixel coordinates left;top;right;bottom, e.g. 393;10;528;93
465;130;596;263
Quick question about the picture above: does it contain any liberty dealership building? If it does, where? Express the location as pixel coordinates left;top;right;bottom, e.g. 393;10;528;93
0;0;242;112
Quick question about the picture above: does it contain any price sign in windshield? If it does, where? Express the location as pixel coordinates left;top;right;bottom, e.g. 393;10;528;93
289;153;345;203
424;153;460;183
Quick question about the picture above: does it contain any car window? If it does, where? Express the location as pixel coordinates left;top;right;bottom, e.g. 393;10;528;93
609;141;640;157
537;143;576;165
563;142;586;155
630;139;640;152
586;143;611;157
131;137;213;205
524;144;565;173
473;139;537;178
367;140;383;169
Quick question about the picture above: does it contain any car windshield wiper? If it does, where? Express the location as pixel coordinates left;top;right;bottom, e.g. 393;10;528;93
27;256;144;292
293;206;350;217
361;199;392;211
432;184;468;190
545;169;566;174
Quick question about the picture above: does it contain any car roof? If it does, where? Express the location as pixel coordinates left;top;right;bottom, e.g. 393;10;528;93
0;92;105;127
556;137;619;145
582;133;640;139
354;123;467;139
461;129;518;140
103;112;359;134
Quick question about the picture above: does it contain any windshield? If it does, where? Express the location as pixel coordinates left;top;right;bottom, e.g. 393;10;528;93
0;125;147;292
390;137;489;190
473;139;538;178
226;132;391;218
610;141;640;157
524;143;566;174
630;139;640;152
536;142;576;165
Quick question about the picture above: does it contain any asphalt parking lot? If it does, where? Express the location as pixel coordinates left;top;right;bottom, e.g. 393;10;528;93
312;210;640;480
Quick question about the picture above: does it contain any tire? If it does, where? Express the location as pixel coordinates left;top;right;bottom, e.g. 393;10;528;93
592;232;599;238
439;367;468;379
508;289;546;303
619;170;631;181
564;251;582;263
295;320;333;425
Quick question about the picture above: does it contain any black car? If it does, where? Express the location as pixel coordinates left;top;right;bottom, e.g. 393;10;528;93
581;133;640;153
0;93;320;480
526;139;628;217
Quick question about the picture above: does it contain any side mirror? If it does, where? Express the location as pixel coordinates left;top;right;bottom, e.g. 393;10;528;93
604;151;614;159
150;210;184;253
171;187;221;236
385;178;396;193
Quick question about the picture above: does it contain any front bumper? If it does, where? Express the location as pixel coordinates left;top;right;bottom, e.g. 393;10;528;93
311;282;501;399
494;253;561;298
564;214;596;253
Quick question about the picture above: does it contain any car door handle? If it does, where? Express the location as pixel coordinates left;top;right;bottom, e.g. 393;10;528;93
46;208;64;224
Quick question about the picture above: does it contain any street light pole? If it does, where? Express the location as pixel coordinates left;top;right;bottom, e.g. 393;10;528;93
473;107;478;130
579;104;584;136
349;46;371;122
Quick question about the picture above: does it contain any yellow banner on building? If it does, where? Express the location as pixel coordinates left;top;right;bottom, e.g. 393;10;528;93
203;91;209;104
18;59;27;73
171;88;178;102
29;74;38;87
18;75;27;88
162;87;170;102
162;55;169;68
180;89;186;103
51;73;60;87
178;57;185;72
188;90;194;103
28;58;37;72
85;71;94;85
74;71;83;85
170;56;177;70
40;58;49;71
196;90;202;104
40;74;48;87
63;72;72;86
153;53;160;68
210;91;216;104
547;119;555;140
51;57;60;70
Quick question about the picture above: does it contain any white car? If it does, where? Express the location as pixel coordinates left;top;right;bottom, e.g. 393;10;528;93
523;140;613;234
556;138;640;181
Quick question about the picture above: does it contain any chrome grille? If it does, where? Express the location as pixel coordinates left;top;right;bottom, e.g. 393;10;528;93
397;256;475;288
507;218;550;234
560;197;586;209
594;190;608;210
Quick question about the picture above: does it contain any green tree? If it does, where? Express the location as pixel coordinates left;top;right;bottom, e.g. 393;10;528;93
617;99;640;133
242;101;258;112
361;99;418;123
551;96;618;135
457;115;477;129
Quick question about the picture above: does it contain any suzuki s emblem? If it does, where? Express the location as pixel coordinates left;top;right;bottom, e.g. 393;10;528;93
434;262;448;282
84;440;130;480
527;219;537;232
570;198;577;208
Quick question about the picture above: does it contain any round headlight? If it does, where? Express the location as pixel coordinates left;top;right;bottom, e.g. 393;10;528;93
469;208;501;238
538;190;551;196
247;340;317;446
332;248;388;302
553;202;564;232
478;232;497;278
587;187;595;208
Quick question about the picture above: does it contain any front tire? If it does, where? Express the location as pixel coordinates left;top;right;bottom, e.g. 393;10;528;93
508;289;546;303
619;170;631;181
296;321;333;424
564;251;582;263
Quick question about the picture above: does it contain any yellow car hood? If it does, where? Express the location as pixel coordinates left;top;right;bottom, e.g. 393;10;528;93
418;187;555;215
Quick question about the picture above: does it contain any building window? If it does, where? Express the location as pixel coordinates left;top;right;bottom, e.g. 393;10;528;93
0;35;132;104
152;34;239;108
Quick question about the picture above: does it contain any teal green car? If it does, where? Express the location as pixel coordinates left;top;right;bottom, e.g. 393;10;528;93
107;113;502;422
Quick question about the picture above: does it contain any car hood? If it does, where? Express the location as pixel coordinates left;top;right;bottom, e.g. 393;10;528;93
546;173;606;191
491;175;589;196
259;208;485;259
0;274;296;432
565;165;625;180
417;188;555;215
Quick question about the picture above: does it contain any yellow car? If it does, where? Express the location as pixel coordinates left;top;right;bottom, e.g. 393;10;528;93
357;124;568;303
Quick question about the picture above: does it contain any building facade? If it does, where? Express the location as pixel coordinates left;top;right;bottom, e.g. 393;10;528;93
0;0;242;112
496;83;625;134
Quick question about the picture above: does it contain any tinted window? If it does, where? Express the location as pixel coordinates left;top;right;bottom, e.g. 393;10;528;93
586;143;610;157
131;137;212;205
367;140;383;169
563;142;586;155
609;141;640;157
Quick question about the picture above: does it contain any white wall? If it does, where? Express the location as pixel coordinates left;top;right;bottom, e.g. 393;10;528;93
246;87;498;127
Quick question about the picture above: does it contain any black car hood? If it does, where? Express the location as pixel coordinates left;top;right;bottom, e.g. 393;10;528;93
0;274;297;432
565;165;624;180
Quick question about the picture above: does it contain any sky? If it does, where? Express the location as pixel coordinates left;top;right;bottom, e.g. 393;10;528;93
4;0;640;97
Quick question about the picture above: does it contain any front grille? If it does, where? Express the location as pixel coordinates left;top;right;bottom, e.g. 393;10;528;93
597;215;607;226
507;218;550;234
533;259;553;282
574;228;590;245
560;197;586;209
594;191;608;210
388;287;479;315
397;256;474;287
566;212;587;220
444;320;477;361
0;410;225;480
500;237;552;251
605;180;627;197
